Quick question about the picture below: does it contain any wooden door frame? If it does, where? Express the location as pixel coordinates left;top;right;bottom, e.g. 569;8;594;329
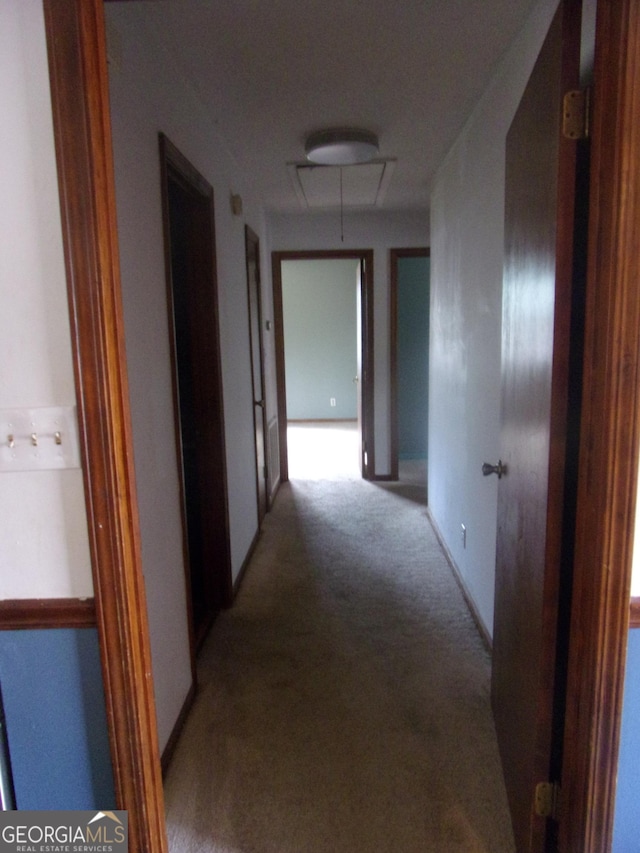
245;225;269;524
271;250;375;481
42;0;639;850
43;2;167;852
389;247;430;482
559;1;640;849
159;132;233;653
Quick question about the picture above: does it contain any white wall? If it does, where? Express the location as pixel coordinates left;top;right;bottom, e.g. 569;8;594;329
428;0;560;638
106;6;267;751
0;1;92;600
268;209;429;475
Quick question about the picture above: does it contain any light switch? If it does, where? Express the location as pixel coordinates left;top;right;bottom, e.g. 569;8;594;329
0;406;81;472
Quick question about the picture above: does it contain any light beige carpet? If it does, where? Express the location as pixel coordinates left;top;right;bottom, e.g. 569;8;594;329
164;476;515;852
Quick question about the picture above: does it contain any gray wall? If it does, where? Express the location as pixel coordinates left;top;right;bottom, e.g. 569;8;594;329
282;259;359;420
429;0;559;637
106;3;267;751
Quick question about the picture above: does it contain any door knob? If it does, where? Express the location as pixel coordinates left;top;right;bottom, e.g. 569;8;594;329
482;460;506;479
254;399;265;408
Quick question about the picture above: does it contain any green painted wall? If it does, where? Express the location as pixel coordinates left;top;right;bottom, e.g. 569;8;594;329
282;259;359;420
398;256;430;459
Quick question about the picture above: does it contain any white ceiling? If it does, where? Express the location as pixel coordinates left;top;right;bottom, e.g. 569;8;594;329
109;0;540;213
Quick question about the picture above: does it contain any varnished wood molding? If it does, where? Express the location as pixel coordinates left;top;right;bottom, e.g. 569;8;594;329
0;598;96;630
630;598;640;628
559;2;640;850
43;3;167;852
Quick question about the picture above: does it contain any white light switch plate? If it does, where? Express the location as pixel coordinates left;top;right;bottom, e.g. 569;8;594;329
0;406;81;472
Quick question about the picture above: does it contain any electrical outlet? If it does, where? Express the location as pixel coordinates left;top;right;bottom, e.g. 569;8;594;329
461;523;467;549
330;398;336;407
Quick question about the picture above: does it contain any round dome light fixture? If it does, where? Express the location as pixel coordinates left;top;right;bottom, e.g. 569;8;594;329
305;128;379;166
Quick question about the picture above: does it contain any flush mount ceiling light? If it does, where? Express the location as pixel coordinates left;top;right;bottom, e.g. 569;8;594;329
305;128;379;166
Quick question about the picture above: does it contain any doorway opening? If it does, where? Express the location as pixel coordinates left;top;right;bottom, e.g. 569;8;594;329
44;2;640;849
159;134;232;655
390;248;430;488
272;250;375;482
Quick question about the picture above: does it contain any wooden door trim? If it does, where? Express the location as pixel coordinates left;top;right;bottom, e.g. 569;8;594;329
0;599;96;630
43;3;167;851
158;133;197;669
389;247;430;481
272;257;289;482
160;133;233;625
560;1;640;850
245;225;269;523
159;133;212;666
271;250;375;481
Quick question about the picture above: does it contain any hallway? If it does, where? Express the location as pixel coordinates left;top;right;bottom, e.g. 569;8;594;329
163;472;514;852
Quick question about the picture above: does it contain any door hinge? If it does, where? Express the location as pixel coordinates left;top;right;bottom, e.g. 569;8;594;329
563;88;590;140
263;465;268;480
534;781;561;820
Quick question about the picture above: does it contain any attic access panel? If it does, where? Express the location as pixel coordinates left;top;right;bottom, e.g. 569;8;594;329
291;161;395;208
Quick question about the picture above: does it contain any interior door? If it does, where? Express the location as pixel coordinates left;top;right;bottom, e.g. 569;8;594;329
245;226;268;525
161;135;233;651
490;2;582;850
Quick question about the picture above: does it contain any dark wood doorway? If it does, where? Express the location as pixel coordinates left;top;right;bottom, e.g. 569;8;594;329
44;2;640;850
159;134;232;654
245;226;268;525
272;250;375;481
490;2;583;849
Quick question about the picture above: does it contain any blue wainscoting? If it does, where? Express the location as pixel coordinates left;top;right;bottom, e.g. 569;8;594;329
612;628;640;852
0;628;115;810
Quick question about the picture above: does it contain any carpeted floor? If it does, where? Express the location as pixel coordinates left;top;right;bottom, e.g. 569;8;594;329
164;473;515;852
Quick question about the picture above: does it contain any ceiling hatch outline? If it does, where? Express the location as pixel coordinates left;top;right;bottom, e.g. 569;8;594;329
287;160;396;209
